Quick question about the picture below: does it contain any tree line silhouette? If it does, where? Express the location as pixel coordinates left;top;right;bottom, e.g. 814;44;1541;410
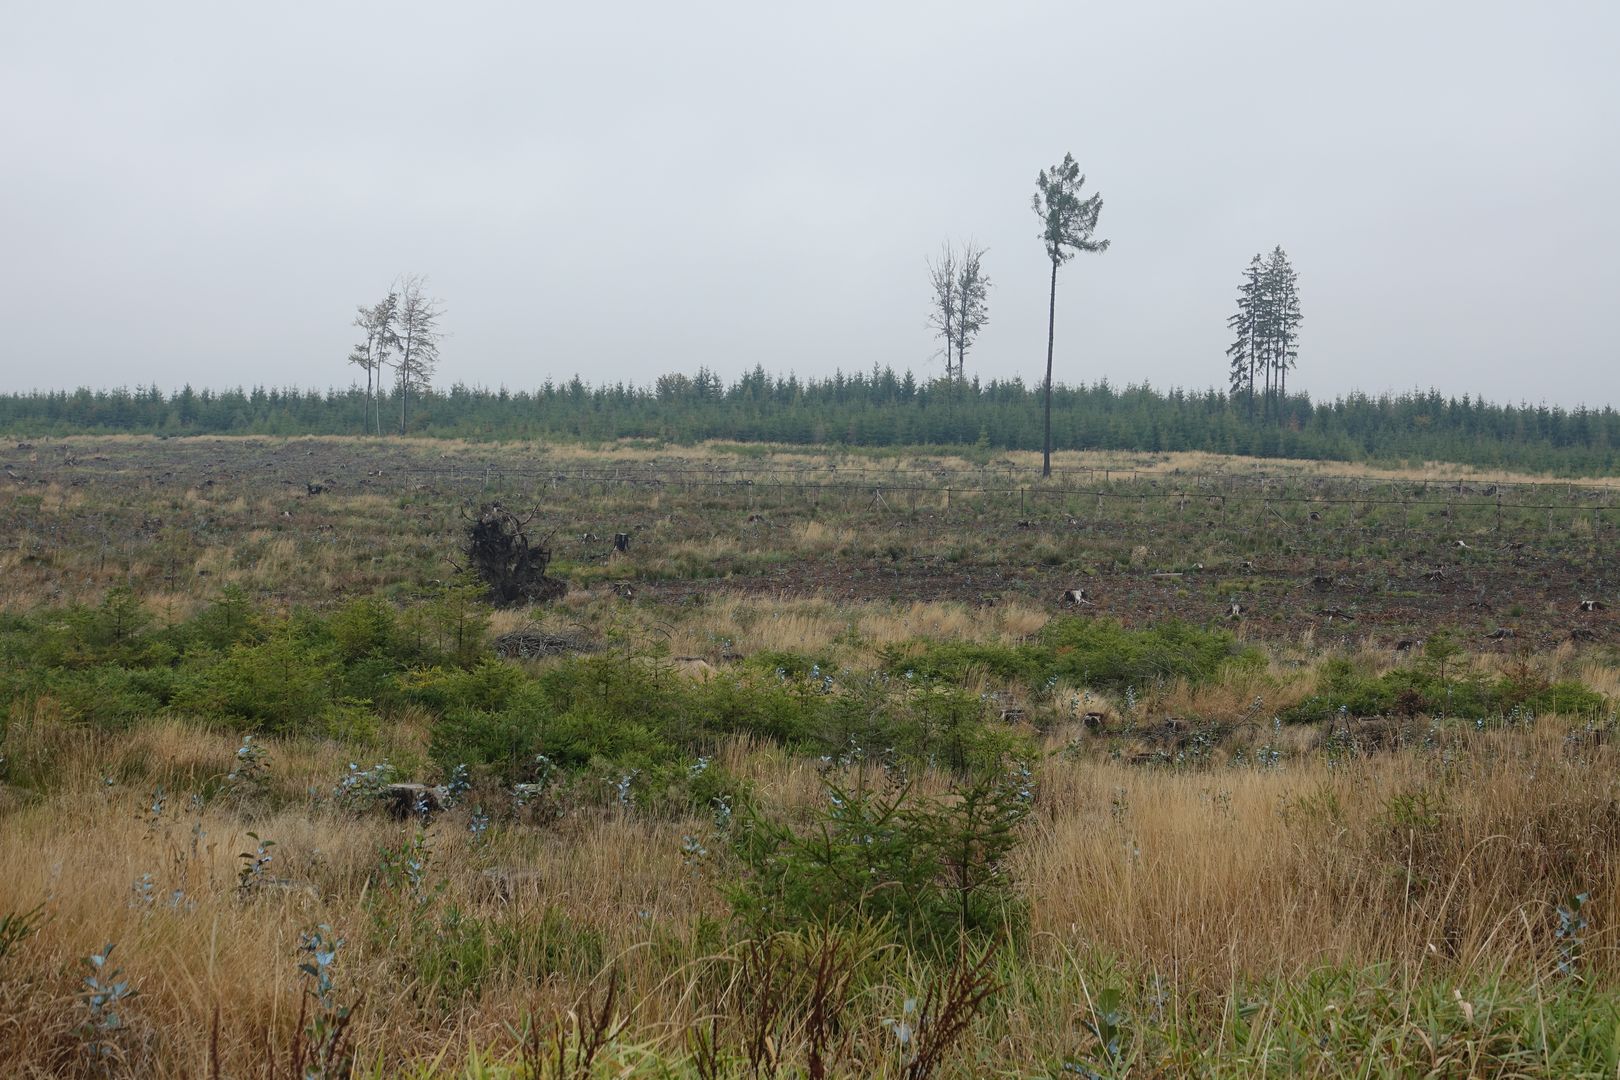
3;371;1616;474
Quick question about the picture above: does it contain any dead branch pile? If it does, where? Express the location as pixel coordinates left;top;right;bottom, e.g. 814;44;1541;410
492;628;599;659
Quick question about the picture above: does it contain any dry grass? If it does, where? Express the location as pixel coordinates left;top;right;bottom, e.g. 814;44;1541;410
4;708;1619;1076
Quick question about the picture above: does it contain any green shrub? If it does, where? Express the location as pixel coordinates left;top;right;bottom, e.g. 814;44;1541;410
1039;617;1258;691
172;627;338;735
747;650;836;679
402;659;526;715
327;595;400;662
1279;658;1606;724
889;618;1258;697
44;664;181;728
1532;681;1606;716
728;766;1030;955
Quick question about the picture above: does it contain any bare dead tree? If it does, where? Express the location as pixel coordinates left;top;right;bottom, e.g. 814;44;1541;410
926;244;959;379
952;242;990;380
349;292;398;435
390;274;443;435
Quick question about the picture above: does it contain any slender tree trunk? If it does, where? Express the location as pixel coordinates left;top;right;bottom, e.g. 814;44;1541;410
1279;353;1286;426
1264;352;1272;422
399;354;408;436
1042;256;1057;478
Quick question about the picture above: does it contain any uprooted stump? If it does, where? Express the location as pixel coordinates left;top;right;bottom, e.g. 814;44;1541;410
461;502;567;607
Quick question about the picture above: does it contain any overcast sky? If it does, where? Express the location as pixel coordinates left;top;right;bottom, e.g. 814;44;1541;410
3;1;1617;407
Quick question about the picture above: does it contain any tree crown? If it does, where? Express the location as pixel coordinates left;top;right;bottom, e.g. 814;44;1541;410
1033;153;1109;266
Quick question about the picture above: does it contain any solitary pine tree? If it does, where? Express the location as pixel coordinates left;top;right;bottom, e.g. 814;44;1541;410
1033;154;1108;476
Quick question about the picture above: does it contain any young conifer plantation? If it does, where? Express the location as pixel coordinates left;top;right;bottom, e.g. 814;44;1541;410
1;375;1617;475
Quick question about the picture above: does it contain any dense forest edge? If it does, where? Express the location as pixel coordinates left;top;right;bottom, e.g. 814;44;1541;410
3;366;1618;475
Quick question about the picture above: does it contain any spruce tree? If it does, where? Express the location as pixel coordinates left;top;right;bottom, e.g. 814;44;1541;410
1225;255;1263;416
1264;247;1302;416
1224;249;1301;423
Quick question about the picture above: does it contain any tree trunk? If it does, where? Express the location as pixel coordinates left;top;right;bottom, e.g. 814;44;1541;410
1042;257;1057;477
1263;350;1272;422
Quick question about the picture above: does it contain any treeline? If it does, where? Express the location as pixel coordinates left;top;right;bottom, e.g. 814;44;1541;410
2;367;1617;474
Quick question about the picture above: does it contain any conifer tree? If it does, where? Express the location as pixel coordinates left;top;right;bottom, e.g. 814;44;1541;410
1223;249;1301;423
1225;256;1263;416
1032;154;1108;476
1264;247;1302;411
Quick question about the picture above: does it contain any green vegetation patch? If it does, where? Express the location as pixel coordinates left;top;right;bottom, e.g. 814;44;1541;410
1281;654;1606;724
886;616;1261;694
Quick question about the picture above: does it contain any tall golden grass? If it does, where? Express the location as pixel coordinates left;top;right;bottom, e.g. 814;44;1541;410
3;707;1617;1077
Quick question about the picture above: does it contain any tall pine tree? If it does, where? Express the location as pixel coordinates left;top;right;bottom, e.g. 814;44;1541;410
1032;154;1108;476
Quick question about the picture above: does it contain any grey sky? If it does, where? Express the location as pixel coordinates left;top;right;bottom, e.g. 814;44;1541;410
3;1;1617;407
